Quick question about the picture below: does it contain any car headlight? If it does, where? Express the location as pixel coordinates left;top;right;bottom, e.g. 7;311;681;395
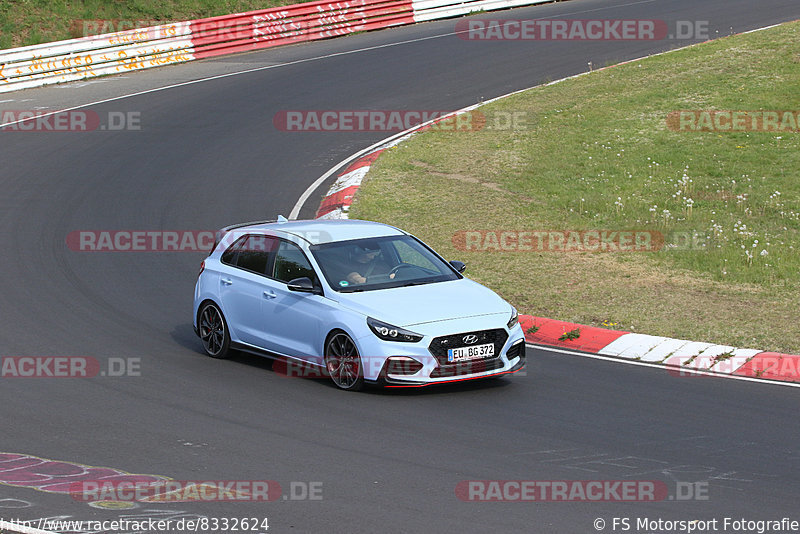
367;317;423;343
507;307;519;330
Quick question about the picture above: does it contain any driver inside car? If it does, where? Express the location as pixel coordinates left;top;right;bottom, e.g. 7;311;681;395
344;241;396;285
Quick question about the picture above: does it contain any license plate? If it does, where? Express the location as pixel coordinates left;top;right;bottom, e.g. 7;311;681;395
447;342;495;363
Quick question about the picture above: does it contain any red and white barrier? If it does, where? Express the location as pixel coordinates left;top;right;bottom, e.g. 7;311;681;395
188;0;415;60
412;0;550;22
0;0;554;93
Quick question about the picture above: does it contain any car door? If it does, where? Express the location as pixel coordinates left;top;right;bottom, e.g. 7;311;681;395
260;239;330;363
218;234;278;348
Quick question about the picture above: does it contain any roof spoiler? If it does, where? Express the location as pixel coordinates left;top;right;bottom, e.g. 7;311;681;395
209;217;288;255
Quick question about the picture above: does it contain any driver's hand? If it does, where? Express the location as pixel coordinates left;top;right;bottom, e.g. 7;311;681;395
389;273;396;279
347;272;367;284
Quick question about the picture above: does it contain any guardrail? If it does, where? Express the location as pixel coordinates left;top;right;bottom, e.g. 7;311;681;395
188;0;414;60
0;0;551;93
412;0;550;22
0;22;195;92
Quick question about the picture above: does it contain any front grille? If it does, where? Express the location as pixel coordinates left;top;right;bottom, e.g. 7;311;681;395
428;328;508;368
430;357;504;378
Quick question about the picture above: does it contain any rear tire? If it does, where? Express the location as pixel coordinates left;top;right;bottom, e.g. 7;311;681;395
324;332;364;391
198;302;231;359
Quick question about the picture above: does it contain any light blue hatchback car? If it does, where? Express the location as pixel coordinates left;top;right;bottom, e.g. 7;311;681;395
193;217;526;390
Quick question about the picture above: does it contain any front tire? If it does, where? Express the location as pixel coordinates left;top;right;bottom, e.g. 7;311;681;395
324;332;364;391
198;302;231;359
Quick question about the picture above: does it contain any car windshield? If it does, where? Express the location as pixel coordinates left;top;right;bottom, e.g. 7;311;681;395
310;235;460;292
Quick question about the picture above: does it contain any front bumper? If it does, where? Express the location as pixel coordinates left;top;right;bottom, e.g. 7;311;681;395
367;338;527;388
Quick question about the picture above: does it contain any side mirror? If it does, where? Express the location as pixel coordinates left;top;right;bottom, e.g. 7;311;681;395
449;260;466;273
287;277;322;295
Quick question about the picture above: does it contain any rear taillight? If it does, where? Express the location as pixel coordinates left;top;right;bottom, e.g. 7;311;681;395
198;260;205;277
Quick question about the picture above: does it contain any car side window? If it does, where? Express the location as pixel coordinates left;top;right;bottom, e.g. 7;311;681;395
221;235;247;266
222;235;278;276
237;235;278;275
273;240;316;283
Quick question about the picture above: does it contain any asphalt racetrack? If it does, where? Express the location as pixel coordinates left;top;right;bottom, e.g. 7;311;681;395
1;0;799;532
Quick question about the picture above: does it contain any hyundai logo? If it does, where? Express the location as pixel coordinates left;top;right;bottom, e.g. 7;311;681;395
463;334;479;345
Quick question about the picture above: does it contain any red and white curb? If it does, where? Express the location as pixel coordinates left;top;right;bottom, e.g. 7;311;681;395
307;24;800;386
311;143;800;384
312;103;491;218
519;316;800;384
315;145;395;219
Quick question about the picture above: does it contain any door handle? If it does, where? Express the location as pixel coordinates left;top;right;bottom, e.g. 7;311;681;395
221;278;233;286
263;290;277;299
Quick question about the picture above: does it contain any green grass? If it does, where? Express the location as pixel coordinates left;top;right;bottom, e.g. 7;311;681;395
349;21;800;353
0;0;312;49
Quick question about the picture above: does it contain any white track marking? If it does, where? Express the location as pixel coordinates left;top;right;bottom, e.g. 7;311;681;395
0;520;58;534
529;344;800;389
0;0;659;129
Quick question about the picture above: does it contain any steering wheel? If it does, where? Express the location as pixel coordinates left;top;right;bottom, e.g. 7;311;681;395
389;264;419;277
